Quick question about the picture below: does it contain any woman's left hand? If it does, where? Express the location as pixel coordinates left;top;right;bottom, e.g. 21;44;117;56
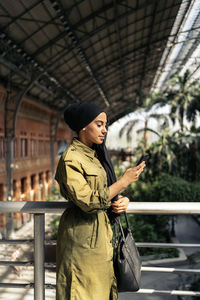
111;195;130;214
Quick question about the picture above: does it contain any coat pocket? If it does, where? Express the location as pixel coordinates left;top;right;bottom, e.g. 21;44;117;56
84;167;99;190
90;213;98;248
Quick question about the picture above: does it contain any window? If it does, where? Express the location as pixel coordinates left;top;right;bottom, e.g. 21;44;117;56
30;139;36;157
46;171;50;182
20;138;28;158
44;140;50;155
0;184;4;201
13;180;17;198
21;177;27;194
0;137;4;160
14;138;17;158
38;140;44;156
31;175;35;189
39;172;43;185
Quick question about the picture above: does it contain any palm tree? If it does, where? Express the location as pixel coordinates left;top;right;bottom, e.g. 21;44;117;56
186;90;200;125
119;110;169;148
137;122;178;174
155;70;200;131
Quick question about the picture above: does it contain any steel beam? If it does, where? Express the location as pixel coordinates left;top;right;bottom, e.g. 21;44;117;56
50;0;110;107
137;1;158;101
31;0;125;59
4;73;42;237
50;112;62;186
113;0;126;102
34;214;45;300
0;34;78;104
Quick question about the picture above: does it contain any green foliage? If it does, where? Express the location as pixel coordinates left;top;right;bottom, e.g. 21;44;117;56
46;185;60;201
119;213;178;257
143;174;200;202
118;172;200;258
118;71;200;183
50;216;60;239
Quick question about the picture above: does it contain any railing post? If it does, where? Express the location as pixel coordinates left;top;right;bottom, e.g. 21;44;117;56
34;213;45;300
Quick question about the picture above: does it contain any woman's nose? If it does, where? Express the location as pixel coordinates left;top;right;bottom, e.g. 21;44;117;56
102;126;107;133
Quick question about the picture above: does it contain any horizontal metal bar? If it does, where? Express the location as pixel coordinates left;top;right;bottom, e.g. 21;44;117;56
136;242;200;248
0;283;33;288
0;239;55;245
0;201;200;214
128;202;200;215
0;283;55;290
0;239;33;244
44;264;200;274
1;283;199;296
141;267;200;274
0;261;33;266
1;240;199;249
0;201;71;213
43;285;200;296
136;289;200;296
0;261;55;268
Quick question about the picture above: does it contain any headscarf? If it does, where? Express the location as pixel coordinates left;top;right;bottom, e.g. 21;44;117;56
64;102;103;133
64;102;119;223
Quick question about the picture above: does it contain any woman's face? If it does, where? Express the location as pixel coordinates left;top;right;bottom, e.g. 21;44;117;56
79;112;107;147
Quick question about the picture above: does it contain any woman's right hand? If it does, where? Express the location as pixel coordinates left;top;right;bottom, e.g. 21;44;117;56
108;161;146;201
121;161;146;187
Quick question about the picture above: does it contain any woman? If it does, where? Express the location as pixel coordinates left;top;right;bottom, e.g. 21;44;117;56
55;102;145;300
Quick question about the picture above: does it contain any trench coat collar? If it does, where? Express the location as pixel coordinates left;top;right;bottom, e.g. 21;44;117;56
72;138;96;159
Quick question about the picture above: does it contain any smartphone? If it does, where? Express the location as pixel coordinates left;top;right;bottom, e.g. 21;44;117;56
136;154;149;165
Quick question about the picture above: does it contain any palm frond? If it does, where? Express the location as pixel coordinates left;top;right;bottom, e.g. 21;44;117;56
137;127;161;138
119;119;141;138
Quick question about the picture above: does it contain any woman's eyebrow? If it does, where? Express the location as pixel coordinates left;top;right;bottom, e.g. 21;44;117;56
96;120;107;124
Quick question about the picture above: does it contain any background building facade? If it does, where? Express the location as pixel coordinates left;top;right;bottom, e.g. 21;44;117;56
0;85;73;234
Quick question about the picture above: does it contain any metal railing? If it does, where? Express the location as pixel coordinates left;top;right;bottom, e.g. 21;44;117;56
0;201;200;299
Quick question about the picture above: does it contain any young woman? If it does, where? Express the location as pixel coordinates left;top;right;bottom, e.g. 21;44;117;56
55;102;145;300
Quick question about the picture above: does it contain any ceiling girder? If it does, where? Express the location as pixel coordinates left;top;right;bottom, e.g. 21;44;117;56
0;0;43;31
45;11;179;78
50;0;110;107
0;33;79;105
137;0;158;98
31;0;161;62
0;0;188;120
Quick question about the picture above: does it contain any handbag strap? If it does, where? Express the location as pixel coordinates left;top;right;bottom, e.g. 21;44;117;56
118;212;131;240
113;212;131;245
124;212;131;231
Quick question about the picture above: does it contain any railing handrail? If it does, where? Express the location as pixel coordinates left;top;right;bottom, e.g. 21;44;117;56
0;201;200;214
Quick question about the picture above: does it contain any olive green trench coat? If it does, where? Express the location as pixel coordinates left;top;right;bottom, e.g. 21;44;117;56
55;138;118;300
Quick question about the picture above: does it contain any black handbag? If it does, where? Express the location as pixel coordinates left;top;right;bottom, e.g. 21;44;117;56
113;212;142;292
